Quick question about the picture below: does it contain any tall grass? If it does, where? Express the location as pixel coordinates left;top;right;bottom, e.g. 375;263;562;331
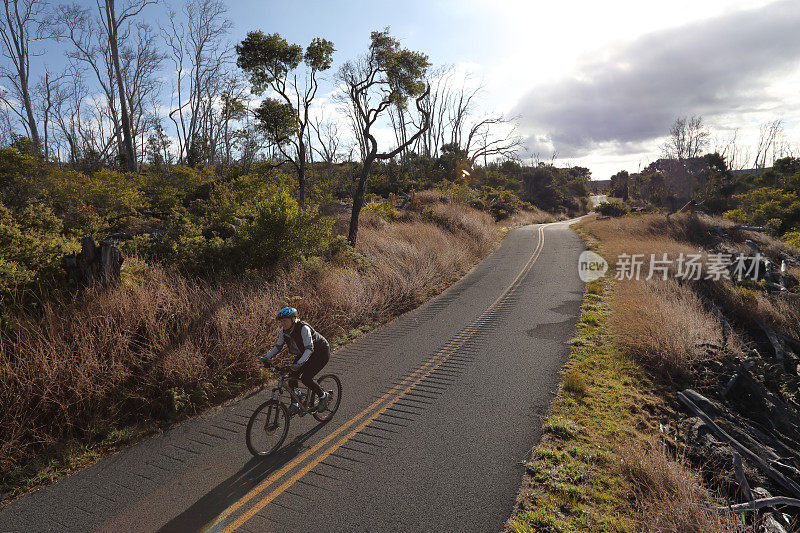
613;279;740;380
579;212;800;378
0;203;499;478
621;442;743;533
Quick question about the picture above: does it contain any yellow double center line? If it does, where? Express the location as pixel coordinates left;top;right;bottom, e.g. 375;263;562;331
209;225;546;532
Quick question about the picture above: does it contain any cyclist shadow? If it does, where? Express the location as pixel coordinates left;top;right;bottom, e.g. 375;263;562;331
156;423;327;532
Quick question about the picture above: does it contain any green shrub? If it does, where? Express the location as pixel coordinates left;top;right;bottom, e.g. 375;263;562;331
0;204;75;298
237;191;332;269
766;218;783;234
482;187;523;220
421;205;457;232
724;187;800;234
595;201;628;217
141;165;214;214
783;231;800;248
362;201;401;221
325;235;369;268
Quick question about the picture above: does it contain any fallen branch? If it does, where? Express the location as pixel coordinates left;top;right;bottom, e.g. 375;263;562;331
755;319;786;363
715;496;800;514
678;389;800;500
726;369;800;439
733;450;755;502
734;225;768;233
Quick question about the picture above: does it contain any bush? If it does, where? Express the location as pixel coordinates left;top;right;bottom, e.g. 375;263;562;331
237;191;332;269
129;192;332;275
783;231;800;248
481;187;524;220
421;205;457;232
362;201;401;221
325;235;369;268
595;201;629;217
724;186;800;234
141;165;214;214
0;204;75;299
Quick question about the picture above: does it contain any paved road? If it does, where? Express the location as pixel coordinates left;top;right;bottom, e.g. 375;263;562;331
0;220;585;533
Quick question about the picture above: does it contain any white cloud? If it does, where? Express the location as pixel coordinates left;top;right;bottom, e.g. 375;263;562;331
502;0;800;177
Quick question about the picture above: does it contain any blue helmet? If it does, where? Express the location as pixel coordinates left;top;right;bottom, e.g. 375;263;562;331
276;307;298;319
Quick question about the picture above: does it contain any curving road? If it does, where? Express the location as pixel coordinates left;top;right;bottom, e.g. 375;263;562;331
0;220;585;533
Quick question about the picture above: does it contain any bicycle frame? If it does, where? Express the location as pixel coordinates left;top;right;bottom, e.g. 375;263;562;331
272;373;317;414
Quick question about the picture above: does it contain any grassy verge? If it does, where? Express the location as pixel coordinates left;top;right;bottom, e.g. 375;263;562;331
509;275;658;531
508;220;740;532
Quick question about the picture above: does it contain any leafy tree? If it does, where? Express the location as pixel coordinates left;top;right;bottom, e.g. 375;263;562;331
337;28;430;245
236;31;334;205
610;170;629;201
774;157;800;178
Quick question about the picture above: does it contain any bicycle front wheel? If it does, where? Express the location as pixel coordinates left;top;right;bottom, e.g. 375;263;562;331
246;400;289;456
312;374;342;422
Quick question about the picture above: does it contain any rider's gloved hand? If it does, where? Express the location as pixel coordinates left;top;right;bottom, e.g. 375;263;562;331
290;363;301;372
259;356;271;368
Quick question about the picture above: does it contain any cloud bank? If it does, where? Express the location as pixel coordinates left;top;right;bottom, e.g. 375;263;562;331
514;0;800;158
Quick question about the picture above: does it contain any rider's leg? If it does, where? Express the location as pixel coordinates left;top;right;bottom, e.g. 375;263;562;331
299;343;329;397
287;371;301;391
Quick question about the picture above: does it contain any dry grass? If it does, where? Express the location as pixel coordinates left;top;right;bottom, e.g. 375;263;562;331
0;203;500;491
501;208;564;227
700;279;800;338
576;212;798;375
621;442;743;533
613;279;741;380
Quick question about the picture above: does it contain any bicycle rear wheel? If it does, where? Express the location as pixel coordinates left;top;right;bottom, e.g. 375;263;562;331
246;400;289;456
312;374;342;422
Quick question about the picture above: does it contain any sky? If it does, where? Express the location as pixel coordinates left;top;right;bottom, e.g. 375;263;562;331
10;0;800;179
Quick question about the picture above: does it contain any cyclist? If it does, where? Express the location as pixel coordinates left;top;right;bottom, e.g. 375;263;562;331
260;307;330;413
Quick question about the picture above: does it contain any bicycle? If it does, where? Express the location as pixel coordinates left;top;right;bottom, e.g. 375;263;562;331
245;365;342;457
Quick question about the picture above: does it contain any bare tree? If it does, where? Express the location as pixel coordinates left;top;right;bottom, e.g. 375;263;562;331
119;20;163;165
57;2;160;167
99;0;156;171
417;65;455;158
218;79;248;171
662;115;710;160
310;111;341;165
338;29;430;245
0;100;14;146
0;0;46;147
715;129;757;171
406;67;521;164
58;2;120;163
163;0;232;166
447;76;481;150
753;119;783;169
34;69;68;159
462;115;522;165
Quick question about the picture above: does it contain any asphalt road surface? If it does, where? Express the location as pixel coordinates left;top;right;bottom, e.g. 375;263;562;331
1;219;585;533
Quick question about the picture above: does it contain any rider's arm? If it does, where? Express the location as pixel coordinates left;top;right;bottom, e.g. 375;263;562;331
262;334;285;362
293;324;315;366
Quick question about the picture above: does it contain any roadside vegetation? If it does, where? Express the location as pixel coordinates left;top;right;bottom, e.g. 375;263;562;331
510;211;800;532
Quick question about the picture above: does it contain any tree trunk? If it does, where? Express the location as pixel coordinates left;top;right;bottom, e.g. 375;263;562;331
348;155;374;245
105;0;136;171
19;73;39;147
298;137;306;205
